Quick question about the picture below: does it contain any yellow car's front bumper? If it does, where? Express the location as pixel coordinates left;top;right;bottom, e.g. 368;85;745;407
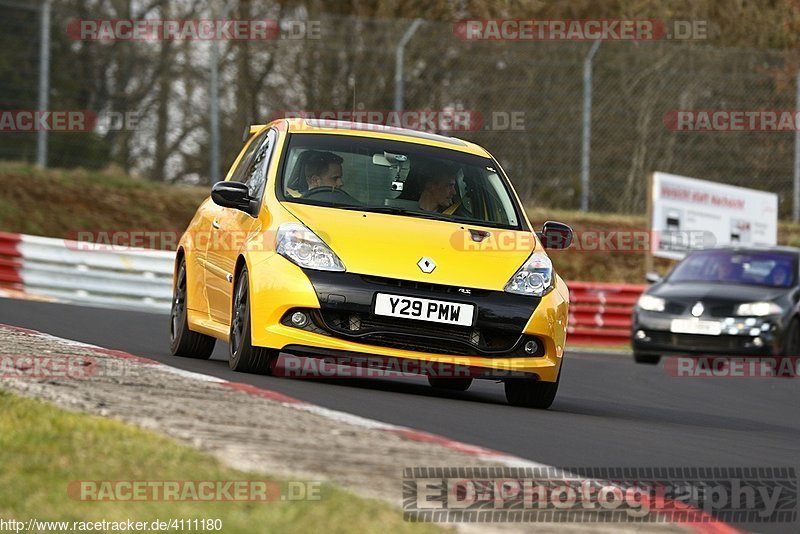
246;254;568;382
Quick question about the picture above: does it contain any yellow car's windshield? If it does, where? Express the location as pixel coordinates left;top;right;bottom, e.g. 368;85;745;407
278;133;524;230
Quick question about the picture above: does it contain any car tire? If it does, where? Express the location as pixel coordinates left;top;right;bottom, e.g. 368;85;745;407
170;259;216;359
633;352;661;365
229;267;278;374
778;317;800;377
504;369;560;409
428;376;472;391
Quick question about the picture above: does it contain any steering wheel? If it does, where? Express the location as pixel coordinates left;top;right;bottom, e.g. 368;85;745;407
302;187;361;204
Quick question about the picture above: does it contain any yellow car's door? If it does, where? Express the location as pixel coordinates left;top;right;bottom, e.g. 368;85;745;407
206;208;260;325
206;129;276;325
186;197;217;318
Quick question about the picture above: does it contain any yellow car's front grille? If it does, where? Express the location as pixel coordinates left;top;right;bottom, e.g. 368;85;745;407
315;309;541;358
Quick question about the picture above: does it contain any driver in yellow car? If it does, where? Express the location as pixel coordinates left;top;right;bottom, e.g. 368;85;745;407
304;151;344;193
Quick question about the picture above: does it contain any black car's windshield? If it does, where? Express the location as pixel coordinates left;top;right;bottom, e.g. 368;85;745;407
278;133;523;230
669;250;797;288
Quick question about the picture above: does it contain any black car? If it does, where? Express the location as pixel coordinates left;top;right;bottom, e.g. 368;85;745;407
632;246;800;364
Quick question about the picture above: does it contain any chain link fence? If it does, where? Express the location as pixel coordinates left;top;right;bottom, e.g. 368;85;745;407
0;4;798;217
0;3;44;163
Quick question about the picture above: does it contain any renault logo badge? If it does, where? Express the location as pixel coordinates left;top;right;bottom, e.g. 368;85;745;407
417;257;436;273
691;301;704;317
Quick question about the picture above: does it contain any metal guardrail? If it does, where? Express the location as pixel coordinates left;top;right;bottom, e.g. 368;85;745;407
567;281;646;345
0;232;174;312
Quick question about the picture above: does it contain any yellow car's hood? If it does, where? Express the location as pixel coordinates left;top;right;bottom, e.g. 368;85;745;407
282;203;536;291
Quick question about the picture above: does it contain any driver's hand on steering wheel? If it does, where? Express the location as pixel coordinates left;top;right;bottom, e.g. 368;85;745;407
302;186;361;204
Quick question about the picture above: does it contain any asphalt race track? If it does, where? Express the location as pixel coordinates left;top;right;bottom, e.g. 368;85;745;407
1;298;798;470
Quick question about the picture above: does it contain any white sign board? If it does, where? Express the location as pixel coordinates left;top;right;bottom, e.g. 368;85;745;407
651;172;778;260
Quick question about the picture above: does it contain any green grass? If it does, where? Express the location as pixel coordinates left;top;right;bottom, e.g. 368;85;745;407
0;390;438;533
0;162;207;243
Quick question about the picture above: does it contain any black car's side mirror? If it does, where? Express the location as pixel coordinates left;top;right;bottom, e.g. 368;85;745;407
537;221;573;250
211;181;254;214
645;272;663;284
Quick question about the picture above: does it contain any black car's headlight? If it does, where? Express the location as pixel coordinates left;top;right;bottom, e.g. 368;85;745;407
637;294;665;312
734;302;783;316
504;252;553;297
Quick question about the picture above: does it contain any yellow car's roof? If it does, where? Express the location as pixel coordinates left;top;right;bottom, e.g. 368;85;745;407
248;118;492;158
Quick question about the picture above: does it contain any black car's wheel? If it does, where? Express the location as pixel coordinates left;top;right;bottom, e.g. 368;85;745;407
778;317;800;377
781;317;800;356
170;259;216;359
504;369;560;409
229;267;278;374
428;376;473;391
633;352;661;365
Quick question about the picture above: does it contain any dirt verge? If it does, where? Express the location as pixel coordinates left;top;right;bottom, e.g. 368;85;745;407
0;324;690;533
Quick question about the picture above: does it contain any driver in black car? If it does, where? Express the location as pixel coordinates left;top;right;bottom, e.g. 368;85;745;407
303;151;344;193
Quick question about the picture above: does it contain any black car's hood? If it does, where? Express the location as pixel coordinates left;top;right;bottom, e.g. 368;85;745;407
648;282;787;303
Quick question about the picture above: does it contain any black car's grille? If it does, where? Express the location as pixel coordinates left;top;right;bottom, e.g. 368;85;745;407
316;310;529;357
661;301;739;317
664;301;686;314
648;331;753;351
709;304;737;317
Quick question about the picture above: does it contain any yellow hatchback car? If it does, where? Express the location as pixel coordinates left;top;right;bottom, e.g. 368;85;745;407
170;119;571;408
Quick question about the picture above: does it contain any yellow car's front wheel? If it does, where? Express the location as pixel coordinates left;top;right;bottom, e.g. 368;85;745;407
229;267;278;374
428;376;472;391
504;366;561;409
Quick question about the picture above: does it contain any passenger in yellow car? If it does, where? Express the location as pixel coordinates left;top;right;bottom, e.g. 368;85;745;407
399;159;463;214
418;170;457;212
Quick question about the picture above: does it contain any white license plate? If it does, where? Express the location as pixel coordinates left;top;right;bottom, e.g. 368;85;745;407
670;318;722;336
374;293;475;326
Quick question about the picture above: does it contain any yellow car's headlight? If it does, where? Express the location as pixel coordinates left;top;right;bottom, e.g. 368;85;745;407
504;252;553;297
276;223;345;272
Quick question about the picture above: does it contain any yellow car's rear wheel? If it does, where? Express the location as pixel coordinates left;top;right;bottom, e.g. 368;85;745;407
229;267;278;374
170;259;215;359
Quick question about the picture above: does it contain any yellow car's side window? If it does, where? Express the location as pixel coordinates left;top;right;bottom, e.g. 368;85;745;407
229;130;269;184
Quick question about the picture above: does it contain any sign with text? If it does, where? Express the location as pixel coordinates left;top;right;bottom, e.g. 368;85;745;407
651;172;777;260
